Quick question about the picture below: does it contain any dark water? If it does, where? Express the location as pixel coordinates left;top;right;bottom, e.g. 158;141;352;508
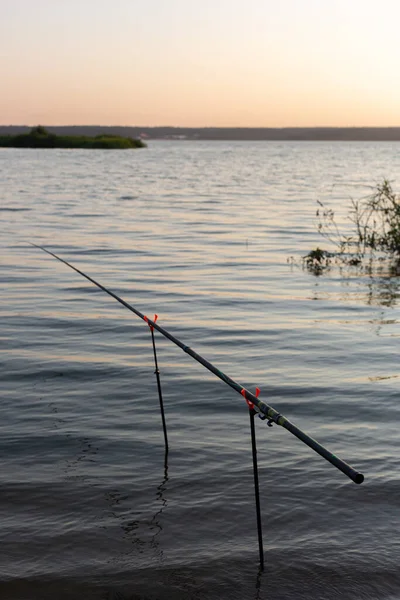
1;142;400;599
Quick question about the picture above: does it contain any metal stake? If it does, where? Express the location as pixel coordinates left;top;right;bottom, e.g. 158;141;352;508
150;325;169;453
249;406;264;571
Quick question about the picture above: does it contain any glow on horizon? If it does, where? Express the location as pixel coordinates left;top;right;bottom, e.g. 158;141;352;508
1;0;400;127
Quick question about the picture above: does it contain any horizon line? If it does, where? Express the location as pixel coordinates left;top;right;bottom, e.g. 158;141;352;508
3;124;400;129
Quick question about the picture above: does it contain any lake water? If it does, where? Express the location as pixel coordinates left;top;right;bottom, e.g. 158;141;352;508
1;141;400;600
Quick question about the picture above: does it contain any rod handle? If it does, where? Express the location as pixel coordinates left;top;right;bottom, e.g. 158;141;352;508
283;419;364;484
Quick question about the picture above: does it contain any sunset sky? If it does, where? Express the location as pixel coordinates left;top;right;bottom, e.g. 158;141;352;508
1;0;400;127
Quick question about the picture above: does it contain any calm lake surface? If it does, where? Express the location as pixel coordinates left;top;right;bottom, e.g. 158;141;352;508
1;141;400;600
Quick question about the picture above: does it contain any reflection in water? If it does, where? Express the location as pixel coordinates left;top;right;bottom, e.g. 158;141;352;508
363;274;400;307
309;259;400;308
107;451;169;564
368;373;399;382
149;450;169;558
254;568;264;600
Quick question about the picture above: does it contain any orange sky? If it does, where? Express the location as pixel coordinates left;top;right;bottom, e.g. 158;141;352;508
1;0;400;126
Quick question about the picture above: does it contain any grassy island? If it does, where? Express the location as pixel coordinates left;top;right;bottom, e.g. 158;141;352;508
0;126;146;149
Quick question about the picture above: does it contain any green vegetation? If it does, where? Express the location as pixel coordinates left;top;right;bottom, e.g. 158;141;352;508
304;180;400;275
0;126;145;149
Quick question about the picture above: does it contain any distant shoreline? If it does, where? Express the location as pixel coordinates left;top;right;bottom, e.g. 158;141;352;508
2;125;400;142
0;126;145;149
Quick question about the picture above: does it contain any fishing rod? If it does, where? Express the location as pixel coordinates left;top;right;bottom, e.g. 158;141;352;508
30;242;364;485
